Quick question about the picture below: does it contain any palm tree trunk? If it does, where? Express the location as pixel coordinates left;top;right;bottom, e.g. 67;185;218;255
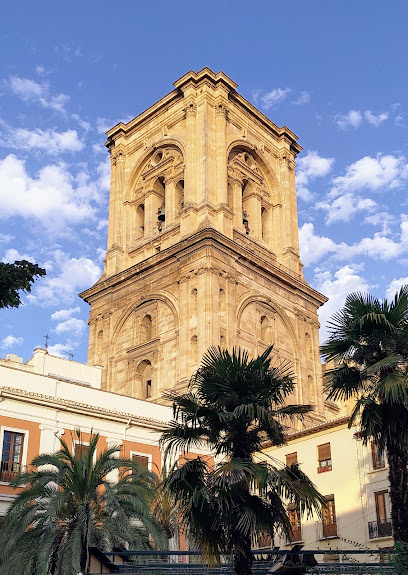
79;539;89;574
233;535;253;575
387;442;408;542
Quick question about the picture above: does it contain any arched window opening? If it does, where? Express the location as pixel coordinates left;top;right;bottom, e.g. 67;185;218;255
137;360;153;399
220;288;226;316
135;204;145;239
141;315;152;342
308;375;314;404
260;315;271;342
242;180;251;235
190;335;198;366
191;289;198;318
153;177;166;230
176;180;184;212
305;333;313;361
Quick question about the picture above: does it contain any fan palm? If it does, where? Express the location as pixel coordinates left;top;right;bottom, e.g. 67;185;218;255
321;287;408;542
0;430;165;575
161;346;325;575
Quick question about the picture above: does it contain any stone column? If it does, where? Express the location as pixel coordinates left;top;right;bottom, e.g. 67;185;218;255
231;176;243;230
106;150;126;274
245;189;262;239
279;152;299;271
165;178;176;226
184;103;197;205
215;104;228;206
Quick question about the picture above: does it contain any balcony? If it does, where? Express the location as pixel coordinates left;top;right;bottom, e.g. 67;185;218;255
368;519;393;539
322;522;338;538
0;460;22;482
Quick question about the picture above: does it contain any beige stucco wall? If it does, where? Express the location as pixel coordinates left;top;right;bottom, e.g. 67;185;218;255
262;421;392;554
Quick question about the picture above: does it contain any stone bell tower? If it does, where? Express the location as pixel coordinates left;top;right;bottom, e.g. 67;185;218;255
80;68;328;420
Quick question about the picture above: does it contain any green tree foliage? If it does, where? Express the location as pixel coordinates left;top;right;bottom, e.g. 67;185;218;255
321;287;408;543
0;260;46;309
0;430;165;575
161;346;324;575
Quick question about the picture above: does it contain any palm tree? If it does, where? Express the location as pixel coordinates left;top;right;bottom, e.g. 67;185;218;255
0;430;165;575
161;346;325;575
321;287;408;543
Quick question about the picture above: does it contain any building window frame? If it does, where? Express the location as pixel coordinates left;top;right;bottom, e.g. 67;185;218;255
371;441;385;470
317;442;332;473
321;494;337;538
0;426;29;484
129;450;152;472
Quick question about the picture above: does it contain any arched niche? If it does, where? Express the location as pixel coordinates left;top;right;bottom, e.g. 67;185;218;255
141;314;153;342
136;359;153;399
127;144;185;239
227;146;276;243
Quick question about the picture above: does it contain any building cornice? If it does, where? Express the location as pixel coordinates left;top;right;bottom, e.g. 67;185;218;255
104;68;301;156
80;227;327;308
0;386;168;431
263;416;350;447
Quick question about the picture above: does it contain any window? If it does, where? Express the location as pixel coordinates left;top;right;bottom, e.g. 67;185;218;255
146;379;152;398
287;504;302;542
74;443;89;460
1;431;24;482
371;441;385;470
141;315;152;342
318;443;332;472
322;495;337;538
131;453;150;471
285;452;297;467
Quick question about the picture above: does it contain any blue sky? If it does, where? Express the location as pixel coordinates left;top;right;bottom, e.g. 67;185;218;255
1;1;408;362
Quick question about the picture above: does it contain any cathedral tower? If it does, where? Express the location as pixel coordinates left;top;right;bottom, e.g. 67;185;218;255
80;69;327;419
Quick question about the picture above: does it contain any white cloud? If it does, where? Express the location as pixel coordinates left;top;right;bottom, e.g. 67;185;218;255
261;88;291;109
96;247;106;262
26;250;101;307
292;91;311;105
299;221;408;267
2;248;35;263
71;114;91;132
336;110;363;129
299;223;338;266
1;334;24;349
386;276;408;300
0;154;97;233
315;265;370;344
46;341;75;359
320;194;377;224
336;109;389;130
50;306;80;321
3;127;84;155
0;233;13;243
96;159;110;192
96;117;114;134
296;151;334;202
331;154;408;196
97;219;108;230
364;110;389;127
52;317;86;337
9;76;69;113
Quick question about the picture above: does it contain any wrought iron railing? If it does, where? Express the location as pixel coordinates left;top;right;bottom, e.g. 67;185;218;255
368;519;393;539
0;460;22;482
89;549;396;574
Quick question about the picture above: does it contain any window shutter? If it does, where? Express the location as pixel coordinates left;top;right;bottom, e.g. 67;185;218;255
286;452;298;466
132;454;149;471
318;443;331;461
